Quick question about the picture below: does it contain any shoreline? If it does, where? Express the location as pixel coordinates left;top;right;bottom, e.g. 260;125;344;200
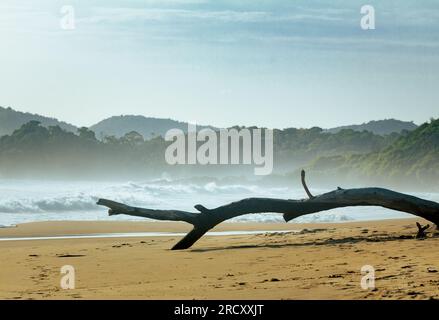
0;217;416;237
0;230;299;242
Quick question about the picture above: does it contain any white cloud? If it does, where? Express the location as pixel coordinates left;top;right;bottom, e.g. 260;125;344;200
250;34;439;50
83;8;270;24
81;7;348;24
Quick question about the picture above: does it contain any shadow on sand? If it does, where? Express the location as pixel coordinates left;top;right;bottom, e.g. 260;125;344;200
189;233;419;253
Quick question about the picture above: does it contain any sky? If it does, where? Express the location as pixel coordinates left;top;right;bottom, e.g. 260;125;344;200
0;0;438;129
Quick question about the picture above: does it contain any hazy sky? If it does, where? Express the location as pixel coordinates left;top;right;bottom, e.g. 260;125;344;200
0;0;438;128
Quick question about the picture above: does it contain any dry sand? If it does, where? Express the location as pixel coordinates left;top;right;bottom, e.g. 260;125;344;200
0;218;438;300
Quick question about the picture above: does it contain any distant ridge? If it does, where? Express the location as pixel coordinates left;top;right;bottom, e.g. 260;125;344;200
311;118;439;185
89;115;217;139
0;106;77;136
0;106;420;140
325;119;418;135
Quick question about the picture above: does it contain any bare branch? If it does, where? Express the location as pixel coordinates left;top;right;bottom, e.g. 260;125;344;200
415;222;430;239
97;172;439;249
301;169;314;199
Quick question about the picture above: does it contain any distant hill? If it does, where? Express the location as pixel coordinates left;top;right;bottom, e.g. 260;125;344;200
356;118;439;179
0;107;436;187
325;119;418;135
0;106;77;137
310;118;439;187
89;115;217;139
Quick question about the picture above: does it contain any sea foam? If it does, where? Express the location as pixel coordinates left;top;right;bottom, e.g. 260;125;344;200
0;179;433;226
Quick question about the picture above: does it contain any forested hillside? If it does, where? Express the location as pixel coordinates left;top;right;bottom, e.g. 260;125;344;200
308;119;439;187
0;117;436;189
0;106;77;136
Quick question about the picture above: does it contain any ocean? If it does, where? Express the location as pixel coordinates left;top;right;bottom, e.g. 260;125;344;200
1;179;437;227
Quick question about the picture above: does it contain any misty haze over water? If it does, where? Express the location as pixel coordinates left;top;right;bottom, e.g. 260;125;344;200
1;179;437;227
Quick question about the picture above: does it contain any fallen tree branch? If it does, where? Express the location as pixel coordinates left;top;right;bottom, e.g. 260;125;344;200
97;171;439;250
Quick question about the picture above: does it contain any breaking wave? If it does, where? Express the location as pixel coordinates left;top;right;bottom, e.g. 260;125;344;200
0;194;99;213
0;179;433;225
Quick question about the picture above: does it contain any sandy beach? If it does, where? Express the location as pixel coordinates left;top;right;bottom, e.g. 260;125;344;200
0;218;437;300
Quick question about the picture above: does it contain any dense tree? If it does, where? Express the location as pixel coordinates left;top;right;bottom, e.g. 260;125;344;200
0;119;437;187
308;119;439;187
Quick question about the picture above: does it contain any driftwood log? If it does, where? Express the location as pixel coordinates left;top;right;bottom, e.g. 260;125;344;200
97;171;439;250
